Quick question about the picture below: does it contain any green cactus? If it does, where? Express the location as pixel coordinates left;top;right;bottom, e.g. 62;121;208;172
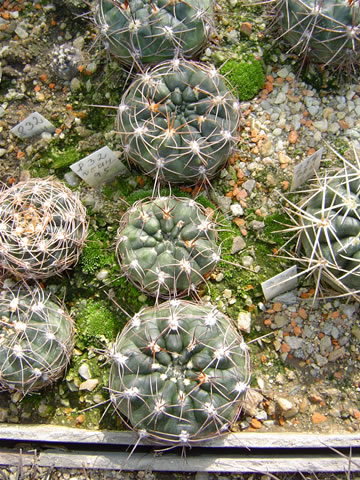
117;59;240;185
275;0;360;72
0;177;88;280
282;146;360;298
116;196;220;299
95;0;213;66
0;282;74;394
109;300;250;444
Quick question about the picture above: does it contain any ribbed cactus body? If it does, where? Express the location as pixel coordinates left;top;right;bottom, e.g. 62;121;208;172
96;0;213;66
278;0;360;69
0;178;88;279
109;300;250;444
302;163;360;292
0;284;74;393
116;196;220;298
117;59;240;185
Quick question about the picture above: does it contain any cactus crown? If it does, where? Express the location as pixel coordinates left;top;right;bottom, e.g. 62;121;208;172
109;300;250;444
0;178;88;279
116;196;220;300
95;0;214;66
117;59;240;186
274;0;360;73
0;282;74;394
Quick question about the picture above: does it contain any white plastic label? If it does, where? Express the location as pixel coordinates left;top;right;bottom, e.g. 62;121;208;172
261;265;298;301
70;146;127;187
291;148;323;191
10;112;55;139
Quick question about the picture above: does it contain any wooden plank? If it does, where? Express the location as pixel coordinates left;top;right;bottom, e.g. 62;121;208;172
1;424;360;448
1;449;359;473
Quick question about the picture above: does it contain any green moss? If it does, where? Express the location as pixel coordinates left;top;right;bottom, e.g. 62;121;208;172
39;145;82;171
80;229;115;275
220;56;265;101
77;299;121;341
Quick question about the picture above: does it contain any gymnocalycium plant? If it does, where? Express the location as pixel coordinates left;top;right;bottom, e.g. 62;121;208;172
109;299;251;445
0;177;88;279
273;0;360;74
94;0;214;67
116;196;220;300
117;59;240;185
281;145;360;299
0;281;74;394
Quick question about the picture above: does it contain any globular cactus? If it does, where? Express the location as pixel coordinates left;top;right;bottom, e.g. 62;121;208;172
0;177;88;279
94;0;213;66
282;146;360;298
116;196;220;299
0;282;74;394
117;59;240;185
109;300;251;444
274;0;360;72
50;44;83;80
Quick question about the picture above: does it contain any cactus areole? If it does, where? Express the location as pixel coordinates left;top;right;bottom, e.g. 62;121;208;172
277;0;360;70
0;178;88;279
95;0;213;66
117;59;240;185
0;284;74;394
302;164;360;293
109;300;251;444
116;196;220;298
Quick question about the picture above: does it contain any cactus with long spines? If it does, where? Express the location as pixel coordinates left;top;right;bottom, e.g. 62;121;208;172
95;0;214;66
117;59;240;185
274;0;360;73
0;177;88;279
116;196;220;299
109;300;251;445
0;282;74;394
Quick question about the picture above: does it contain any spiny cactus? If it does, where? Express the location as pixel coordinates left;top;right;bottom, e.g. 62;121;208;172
117;59;240;185
116;196;220;299
274;0;360;73
109;300;251;444
0;281;74;394
281;145;360;299
94;0;213;66
0;177;88;279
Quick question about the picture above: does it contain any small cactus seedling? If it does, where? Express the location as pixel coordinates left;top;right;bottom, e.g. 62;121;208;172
116;196;220;299
94;0;213;66
0;282;74;394
109;300;251;444
117;59;240;185
50;44;83;80
281;145;360;299
273;0;360;74
0;177;88;279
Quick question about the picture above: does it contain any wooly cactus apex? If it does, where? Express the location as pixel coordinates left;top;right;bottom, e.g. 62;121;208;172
94;0;213;66
116;196;220;299
281;145;360;299
0;282;74;394
273;0;360;74
0;177;88;279
117;59;240;185
109;300;251;445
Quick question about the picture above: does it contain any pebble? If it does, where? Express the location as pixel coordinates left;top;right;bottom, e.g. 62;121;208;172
237;311;251;333
231;235;246;254
78;363;91;380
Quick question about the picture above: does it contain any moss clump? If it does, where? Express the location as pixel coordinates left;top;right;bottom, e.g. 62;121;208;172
77;299;120;341
79;229;115;275
221;57;265;101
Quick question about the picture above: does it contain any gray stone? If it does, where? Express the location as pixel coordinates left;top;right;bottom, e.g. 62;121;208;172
250;220;265;231
237;311;251;333
230;203;244;217
78;363;91;380
274;313;288;328
313;119;328;132
320;335;332;355
79;379;99;392
328;346;346;362
15;25;28;39
273;291;298;305
285;336;303;349
243;179;256;192
277;67;289;78
231;235;246;254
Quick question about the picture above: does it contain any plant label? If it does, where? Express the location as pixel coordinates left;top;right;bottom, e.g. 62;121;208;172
11;112;55;139
261;265;298;301
70;146;128;187
291;148;323;191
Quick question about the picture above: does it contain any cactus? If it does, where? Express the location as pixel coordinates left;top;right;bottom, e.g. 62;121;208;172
50;44;83;80
117;59;240;185
0;282;74;394
109;300;251;444
282;145;360;299
274;0;360;73
116;196;220;299
0;177;88;279
94;0;213;66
